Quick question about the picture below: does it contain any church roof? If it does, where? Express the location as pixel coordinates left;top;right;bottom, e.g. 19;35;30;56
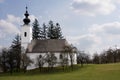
26;39;68;53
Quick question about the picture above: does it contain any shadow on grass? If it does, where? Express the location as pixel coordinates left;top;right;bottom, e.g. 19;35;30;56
0;65;88;76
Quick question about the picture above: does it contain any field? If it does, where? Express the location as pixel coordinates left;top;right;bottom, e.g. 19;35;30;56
0;63;120;80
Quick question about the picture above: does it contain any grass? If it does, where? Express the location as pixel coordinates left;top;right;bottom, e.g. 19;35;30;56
0;63;120;80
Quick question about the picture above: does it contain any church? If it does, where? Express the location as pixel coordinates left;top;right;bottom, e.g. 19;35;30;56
21;7;77;70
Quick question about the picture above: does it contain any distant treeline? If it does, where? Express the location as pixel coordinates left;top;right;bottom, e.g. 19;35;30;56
92;48;120;64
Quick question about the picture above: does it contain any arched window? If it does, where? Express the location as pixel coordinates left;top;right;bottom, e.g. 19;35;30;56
59;54;63;59
24;32;27;37
39;55;42;58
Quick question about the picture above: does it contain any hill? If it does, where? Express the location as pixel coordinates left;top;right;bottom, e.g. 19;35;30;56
0;63;120;80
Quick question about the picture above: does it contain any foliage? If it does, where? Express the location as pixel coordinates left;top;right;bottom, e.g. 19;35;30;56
10;34;21;72
93;53;100;64
47;21;63;39
0;48;9;72
32;19;41;39
41;23;48;39
0;35;21;73
92;47;120;64
32;20;63;40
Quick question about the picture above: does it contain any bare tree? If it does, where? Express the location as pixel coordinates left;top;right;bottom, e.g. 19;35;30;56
59;53;69;70
45;53;57;70
93;53;100;64
63;45;76;70
21;53;33;73
77;51;84;67
77;51;90;66
36;55;45;71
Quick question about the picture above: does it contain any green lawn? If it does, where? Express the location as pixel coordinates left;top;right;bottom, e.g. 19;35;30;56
0;63;120;80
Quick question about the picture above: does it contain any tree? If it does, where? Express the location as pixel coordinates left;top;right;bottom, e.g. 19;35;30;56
47;21;63;39
45;53;57;69
116;49;120;62
21;53;33;73
0;48;16;74
47;21;55;39
64;45;75;70
54;23;63;39
36;55;45;71
32;19;41;39
99;52;107;64
59;53;69;70
10;34;21;72
77;51;84;67
0;35;21;73
42;23;48;39
0;48;9;72
93;53;100;64
7;50;15;74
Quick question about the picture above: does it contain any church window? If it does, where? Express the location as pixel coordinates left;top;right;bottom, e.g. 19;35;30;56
39;55;42;58
24;32;27;37
59;54;63;59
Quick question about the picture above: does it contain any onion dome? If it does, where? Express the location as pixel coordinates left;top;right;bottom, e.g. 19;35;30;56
23;7;30;25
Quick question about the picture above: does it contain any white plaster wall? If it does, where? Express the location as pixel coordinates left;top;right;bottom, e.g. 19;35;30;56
27;53;77;70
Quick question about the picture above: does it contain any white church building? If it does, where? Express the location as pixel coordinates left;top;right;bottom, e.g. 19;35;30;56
21;7;77;70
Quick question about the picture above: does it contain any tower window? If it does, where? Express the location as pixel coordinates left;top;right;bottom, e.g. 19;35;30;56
24;32;27;37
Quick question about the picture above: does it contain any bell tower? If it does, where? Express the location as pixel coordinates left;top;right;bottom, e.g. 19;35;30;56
21;7;32;51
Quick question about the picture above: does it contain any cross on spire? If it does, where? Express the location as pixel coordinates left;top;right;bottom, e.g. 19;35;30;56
26;6;28;11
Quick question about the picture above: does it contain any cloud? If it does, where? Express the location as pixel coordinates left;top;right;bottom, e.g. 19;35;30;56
71;0;116;16
68;21;120;54
0;14;21;37
67;34;101;52
89;22;120;35
29;15;37;23
0;14;37;38
76;35;100;51
0;20;20;34
7;15;21;24
89;22;120;53
114;0;120;4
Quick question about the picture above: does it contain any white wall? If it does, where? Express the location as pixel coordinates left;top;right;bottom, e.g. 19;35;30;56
27;53;77;70
21;24;32;50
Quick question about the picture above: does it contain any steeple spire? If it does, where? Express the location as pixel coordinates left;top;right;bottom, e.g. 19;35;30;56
23;6;30;25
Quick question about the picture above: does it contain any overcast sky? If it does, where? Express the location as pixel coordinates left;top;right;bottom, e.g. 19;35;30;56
1;0;120;55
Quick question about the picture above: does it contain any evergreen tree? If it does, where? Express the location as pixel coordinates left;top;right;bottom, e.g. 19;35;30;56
47;21;63;39
42;23;47;39
47;21;55;39
32;19;41;39
54;23;63;39
10;34;21;72
0;48;9;72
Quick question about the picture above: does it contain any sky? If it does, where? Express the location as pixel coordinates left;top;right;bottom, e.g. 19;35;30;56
1;0;120;55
